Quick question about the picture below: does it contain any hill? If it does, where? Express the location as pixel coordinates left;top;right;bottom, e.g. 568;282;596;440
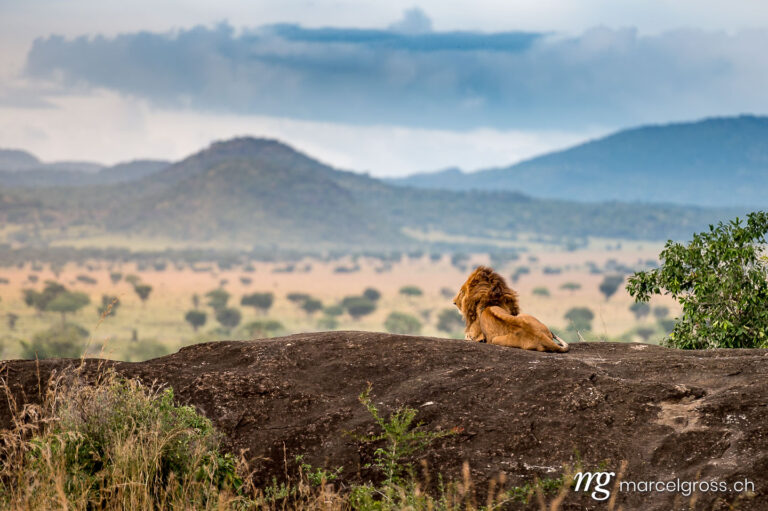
0;155;169;188
0;137;744;248
2;332;766;510
388;115;768;207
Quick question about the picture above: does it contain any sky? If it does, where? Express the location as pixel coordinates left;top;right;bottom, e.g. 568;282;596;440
1;1;768;176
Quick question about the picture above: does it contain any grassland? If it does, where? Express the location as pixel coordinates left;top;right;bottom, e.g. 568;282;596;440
0;244;680;362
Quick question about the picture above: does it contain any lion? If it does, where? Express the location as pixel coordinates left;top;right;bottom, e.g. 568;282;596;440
453;266;569;353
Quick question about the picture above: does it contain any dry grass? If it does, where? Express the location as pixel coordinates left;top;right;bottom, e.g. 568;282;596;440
0;364;585;511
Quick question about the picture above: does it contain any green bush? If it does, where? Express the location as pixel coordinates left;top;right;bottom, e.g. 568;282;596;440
628;211;768;349
564;307;594;333
436;308;464;334
20;323;89;359
0;372;245;509
243;319;284;338
532;286;550;297
399;286;423;297
341;296;376;319
383;312;421;335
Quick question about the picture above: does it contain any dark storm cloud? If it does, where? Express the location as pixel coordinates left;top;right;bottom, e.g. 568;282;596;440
23;13;768;130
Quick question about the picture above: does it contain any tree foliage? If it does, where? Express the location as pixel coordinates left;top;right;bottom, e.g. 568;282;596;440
184;310;207;332
436;308;464;334
241;292;274;313
564;307;594;332
629;302;650;320
599;274;624;301
384;312;422;335
627;212;768;349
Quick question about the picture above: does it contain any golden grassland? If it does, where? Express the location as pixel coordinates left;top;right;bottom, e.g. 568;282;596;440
0;247;679;361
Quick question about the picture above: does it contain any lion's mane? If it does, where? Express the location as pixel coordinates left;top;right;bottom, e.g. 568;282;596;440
460;266;520;325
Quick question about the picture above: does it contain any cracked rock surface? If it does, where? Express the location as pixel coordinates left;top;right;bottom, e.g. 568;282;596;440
2;331;766;510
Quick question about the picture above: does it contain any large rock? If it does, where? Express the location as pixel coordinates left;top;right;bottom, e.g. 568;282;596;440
2;331;766;510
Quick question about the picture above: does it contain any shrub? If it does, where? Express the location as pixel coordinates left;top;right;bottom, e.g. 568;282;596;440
628;212;768;349
300;298;323;315
206;288;230;311
532;286;550;297
97;295;120;318
629;302;650;320
109;272;122;284
185;310;207;332
383;312;422;335
564;307;594;332
241;292;274;314
341;296;376;319
133;284;152;305
362;287;381;302
215;307;242;331
20;323;89;359
244;319;284;338
317;316;339;330
287;292;311;304
323;304;344;317
123;338;172;361
560;282;581;292
399;285;423;297
76;274;97;285
436;308;464;334
0;372;245;509
599;275;624;300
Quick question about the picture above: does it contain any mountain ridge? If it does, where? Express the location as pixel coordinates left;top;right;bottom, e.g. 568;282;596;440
387;115;768;207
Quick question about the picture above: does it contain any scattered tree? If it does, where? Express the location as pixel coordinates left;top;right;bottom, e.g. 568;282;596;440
635;326;656;342
628;212;768;349
244;319;284;338
20;323;89;359
205;288;230;311
287;292;311;304
629;302;651;321
301;298;323;315
125;274;141;286
323;304;344;317
192;293;200;309
215;307;242;332
109;272;122;285
532;286;550;297
564;307;595;332
98;295;120;318
436;308;464;334
342;296;376;319
7;313;18;330
76;274;97;285
599;274;624;301
184;310;207;332
560;282;581;293
384;312;422;335
241;292;274;314
133;284;153;306
363;287;382;302
399;285;423;297
653;306;669;319
46;291;91;326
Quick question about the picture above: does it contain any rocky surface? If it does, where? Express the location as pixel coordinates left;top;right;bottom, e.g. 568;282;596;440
2;331;767;510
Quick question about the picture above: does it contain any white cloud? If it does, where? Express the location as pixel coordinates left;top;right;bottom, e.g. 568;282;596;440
0;89;599;175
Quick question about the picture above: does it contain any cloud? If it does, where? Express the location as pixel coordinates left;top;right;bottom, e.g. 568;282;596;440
388;7;432;34
22;14;768;130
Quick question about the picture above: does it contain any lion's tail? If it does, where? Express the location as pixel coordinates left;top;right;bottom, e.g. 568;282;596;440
552;334;570;353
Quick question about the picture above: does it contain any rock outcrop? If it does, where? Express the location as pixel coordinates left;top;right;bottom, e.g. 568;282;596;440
2;331;766;510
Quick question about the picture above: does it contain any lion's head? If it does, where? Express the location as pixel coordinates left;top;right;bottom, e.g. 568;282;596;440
453;266;520;325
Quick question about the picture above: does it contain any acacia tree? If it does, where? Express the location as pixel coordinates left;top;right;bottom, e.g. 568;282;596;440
599;275;624;301
133;284;152;306
241;292;274;315
185;310;207;332
628;211;768;349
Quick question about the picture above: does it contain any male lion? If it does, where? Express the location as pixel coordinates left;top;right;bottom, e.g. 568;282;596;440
453;266;569;353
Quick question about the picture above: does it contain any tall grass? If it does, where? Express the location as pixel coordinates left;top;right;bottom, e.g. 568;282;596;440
0;367;578;510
